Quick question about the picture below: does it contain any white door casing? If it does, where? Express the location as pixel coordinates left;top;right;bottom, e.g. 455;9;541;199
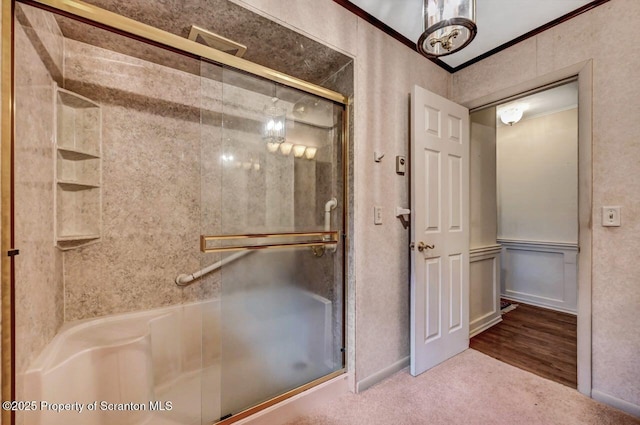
410;85;470;376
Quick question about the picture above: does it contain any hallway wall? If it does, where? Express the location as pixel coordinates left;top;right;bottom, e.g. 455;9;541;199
452;0;640;410
228;0;452;391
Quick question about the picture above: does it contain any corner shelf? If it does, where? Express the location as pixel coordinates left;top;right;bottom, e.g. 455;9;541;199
54;87;102;251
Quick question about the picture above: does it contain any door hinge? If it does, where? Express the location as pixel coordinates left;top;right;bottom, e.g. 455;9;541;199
7;249;19;257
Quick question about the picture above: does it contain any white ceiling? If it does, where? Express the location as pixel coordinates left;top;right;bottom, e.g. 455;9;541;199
496;81;578;127
347;0;593;68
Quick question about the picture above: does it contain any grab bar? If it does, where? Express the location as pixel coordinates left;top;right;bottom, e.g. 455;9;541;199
200;231;339;253
175;250;252;286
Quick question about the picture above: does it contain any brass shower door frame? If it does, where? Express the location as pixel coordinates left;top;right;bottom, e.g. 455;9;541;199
0;0;351;424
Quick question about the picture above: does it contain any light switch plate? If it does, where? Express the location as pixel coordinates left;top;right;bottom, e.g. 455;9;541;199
602;206;621;227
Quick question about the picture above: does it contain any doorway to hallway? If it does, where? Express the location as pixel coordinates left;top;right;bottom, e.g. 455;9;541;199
468;80;579;388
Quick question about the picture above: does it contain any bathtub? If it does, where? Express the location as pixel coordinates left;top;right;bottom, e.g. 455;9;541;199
23;285;334;425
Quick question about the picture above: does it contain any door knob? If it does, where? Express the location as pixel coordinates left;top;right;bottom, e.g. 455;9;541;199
417;242;434;252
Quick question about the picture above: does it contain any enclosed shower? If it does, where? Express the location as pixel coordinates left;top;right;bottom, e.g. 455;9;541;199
9;1;350;424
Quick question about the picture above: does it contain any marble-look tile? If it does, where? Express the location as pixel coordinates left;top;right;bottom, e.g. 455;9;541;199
67;0;352;88
64;39;202;110
63;103;200;320
16;4;64;83
14;23;64;402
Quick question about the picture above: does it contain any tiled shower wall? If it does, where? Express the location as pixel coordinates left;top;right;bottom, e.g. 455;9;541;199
17;2;346;331
13;7;64;398
62;38;207;319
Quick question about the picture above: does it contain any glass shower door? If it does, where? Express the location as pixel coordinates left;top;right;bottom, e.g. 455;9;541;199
200;63;346;423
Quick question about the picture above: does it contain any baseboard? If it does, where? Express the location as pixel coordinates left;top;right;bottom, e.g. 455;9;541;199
235;373;349;425
501;295;577;315
356;356;410;393
592;389;640;418
470;315;502;337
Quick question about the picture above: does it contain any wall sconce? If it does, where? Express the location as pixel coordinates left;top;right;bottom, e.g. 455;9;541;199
263;97;286;144
499;106;524;126
279;142;293;155
304;147;317;160
293;145;307;158
417;0;477;58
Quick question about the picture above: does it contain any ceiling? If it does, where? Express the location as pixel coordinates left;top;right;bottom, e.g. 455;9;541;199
342;0;604;70
496;81;578;127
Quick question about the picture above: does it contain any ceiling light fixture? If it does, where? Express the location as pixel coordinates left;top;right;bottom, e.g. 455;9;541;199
417;0;477;58
263;97;286;144
499;107;524;126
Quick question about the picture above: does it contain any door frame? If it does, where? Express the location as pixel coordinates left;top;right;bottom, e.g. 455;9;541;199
464;60;593;396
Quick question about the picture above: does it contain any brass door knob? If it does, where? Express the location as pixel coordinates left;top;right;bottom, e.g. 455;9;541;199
417;242;434;252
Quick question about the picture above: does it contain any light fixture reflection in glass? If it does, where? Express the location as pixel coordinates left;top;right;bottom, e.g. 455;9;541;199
499;107;524;126
266;142;279;153
263;97;286;144
293;145;306;158
279;142;293;156
304;147;317;160
417;0;477;58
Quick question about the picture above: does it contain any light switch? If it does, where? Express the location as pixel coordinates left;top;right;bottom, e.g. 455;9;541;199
374;206;383;225
602;206;621;227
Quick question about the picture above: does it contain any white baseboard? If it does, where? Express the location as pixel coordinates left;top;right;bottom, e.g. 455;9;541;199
501;294;577;315
235;374;349;425
356;356;410;393
592;389;640;418
470;315;502;338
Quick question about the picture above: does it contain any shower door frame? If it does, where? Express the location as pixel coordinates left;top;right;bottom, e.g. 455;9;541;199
0;0;351;423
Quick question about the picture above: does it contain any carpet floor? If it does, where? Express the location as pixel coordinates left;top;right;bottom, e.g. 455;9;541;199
286;349;639;425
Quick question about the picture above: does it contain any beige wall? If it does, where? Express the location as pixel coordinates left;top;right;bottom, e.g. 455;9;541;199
470;107;497;248
229;0;451;389
452;0;640;408
497;109;578;243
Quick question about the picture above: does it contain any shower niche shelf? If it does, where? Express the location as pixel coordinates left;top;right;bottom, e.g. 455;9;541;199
54;87;102;251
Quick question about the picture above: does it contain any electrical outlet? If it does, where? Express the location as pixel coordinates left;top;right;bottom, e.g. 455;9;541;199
374;206;383;225
602;206;621;227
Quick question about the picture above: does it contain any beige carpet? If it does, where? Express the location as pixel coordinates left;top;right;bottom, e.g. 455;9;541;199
287;349;639;425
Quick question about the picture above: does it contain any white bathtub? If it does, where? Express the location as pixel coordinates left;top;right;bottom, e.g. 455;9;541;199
23;285;334;425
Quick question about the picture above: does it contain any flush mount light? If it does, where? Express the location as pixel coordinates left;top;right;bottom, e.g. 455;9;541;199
417;0;477;58
499;107;524;126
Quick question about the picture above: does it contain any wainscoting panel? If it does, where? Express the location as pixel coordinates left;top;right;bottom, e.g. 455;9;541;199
470;245;502;337
499;239;578;314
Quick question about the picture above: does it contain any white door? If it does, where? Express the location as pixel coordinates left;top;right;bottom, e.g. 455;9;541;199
410;85;470;376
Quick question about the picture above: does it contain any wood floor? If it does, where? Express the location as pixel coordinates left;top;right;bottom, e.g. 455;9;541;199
470;301;577;388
